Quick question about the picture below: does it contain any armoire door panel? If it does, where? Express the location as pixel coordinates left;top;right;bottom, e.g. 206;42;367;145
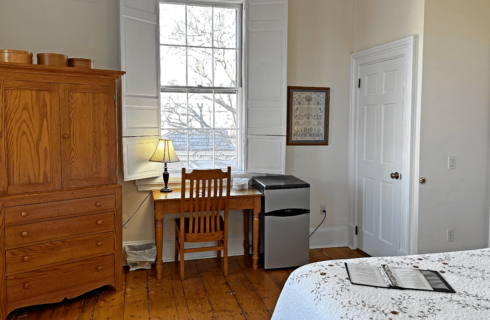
60;84;117;189
2;81;61;195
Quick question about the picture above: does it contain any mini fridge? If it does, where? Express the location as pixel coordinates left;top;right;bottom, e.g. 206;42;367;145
252;175;310;270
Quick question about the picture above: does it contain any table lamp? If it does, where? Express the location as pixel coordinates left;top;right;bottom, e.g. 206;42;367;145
149;139;180;193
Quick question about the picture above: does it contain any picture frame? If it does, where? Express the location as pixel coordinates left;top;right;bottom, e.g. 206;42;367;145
286;86;330;146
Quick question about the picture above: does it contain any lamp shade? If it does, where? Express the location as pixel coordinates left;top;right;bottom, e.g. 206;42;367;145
149;139;180;163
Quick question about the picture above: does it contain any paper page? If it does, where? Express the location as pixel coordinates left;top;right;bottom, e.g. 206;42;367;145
346;263;389;287
390;268;434;290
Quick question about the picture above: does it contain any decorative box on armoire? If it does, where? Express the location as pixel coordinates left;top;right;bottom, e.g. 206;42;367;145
0;62;125;319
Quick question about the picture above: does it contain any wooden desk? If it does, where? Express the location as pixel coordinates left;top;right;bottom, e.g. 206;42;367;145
152;187;263;279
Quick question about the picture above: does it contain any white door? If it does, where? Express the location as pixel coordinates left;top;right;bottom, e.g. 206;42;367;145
357;57;405;257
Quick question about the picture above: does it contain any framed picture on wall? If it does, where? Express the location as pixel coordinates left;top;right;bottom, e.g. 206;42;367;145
286;86;330;146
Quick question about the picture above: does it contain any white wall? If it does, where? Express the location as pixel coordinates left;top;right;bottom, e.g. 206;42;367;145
287;0;355;247
417;0;490;253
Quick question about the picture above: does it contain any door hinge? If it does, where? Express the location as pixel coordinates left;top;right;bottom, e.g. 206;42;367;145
355;226;358;235
358;79;361;88
114;94;116;101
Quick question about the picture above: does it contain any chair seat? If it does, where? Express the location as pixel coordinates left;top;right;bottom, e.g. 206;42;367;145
175;217;225;242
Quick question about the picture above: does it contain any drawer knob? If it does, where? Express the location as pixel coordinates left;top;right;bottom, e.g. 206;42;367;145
23;283;30;289
96;202;102;207
22;256;29;262
97;266;103;271
96;220;103;225
21;211;28;217
62;133;69;139
96;242;102;247
21;231;28;237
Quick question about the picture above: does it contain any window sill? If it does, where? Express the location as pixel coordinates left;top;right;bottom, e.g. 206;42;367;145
134;171;259;191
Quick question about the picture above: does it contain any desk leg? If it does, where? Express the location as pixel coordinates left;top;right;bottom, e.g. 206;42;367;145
155;202;164;280
243;209;249;256
252;197;261;269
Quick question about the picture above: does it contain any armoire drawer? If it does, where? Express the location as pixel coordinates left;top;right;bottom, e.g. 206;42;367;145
6;255;114;303
5;194;115;225
5;212;114;248
6;232;115;275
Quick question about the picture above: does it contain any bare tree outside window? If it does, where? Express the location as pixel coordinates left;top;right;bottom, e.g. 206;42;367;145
159;2;241;171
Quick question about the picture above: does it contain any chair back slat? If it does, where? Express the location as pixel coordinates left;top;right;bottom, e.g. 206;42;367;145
188;179;194;234
180;167;231;236
212;178;218;232
206;180;212;233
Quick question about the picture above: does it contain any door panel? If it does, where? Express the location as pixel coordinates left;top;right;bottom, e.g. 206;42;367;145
2;81;61;195
60;84;116;188
357;57;405;257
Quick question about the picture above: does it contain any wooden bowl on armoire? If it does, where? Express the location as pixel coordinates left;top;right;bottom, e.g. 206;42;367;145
68;58;94;69
37;53;68;67
0;50;33;64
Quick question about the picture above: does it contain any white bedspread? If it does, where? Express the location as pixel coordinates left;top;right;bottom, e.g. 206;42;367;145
272;248;490;319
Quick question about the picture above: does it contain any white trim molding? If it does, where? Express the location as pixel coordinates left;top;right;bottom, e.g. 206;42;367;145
348;36;419;255
123;225;349;265
309;226;349;249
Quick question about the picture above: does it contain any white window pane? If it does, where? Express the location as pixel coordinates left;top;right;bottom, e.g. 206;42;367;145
160;3;186;45
215;130;237;168
189;130;213;169
187;5;212;47
162;129;188;170
161;92;187;129
213;7;237;48
188;48;213;87
214;49;236;87
161;46;186;86
215;92;237;128
188;92;213;129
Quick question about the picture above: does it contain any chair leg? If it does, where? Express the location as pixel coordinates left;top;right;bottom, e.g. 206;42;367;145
180;240;185;281
223;240;228;276
174;225;179;263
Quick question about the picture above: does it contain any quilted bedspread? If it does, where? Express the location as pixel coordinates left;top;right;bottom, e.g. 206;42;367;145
272;248;490;319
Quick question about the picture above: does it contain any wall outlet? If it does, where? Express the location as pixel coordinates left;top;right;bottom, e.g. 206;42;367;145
447;229;454;242
123;216;128;228
321;204;327;215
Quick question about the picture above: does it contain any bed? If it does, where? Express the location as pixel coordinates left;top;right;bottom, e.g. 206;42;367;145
272;248;490;319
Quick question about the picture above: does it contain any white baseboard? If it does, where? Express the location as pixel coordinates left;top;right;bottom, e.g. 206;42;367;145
123;226;349;264
123;233;246;264
309;226;349;249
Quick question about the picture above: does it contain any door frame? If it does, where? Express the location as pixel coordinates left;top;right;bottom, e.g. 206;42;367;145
348;36;419;255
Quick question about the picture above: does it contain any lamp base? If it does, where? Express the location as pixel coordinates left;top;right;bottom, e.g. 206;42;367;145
160;186;173;193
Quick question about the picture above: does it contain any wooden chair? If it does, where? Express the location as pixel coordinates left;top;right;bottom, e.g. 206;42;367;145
175;167;231;280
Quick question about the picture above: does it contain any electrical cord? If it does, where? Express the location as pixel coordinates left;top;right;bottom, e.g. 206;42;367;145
122;191;152;228
309;208;327;238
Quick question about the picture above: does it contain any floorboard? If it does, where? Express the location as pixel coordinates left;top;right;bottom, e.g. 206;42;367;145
123;269;149;320
309;249;331;262
180;260;215;320
195;258;245;320
234;256;282;313
225;257;271;320
5;247;368;320
92;269;126;320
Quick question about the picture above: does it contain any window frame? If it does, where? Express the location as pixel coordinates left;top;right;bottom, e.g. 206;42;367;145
159;0;245;173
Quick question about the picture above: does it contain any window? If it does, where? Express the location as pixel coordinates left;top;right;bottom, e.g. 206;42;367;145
159;2;242;171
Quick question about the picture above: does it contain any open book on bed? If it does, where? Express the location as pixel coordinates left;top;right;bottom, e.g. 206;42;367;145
345;263;456;293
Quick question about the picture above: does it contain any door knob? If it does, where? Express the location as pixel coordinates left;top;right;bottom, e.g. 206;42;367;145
390;172;400;179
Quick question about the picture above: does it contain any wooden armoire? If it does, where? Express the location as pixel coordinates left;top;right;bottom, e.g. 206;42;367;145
0;62;125;318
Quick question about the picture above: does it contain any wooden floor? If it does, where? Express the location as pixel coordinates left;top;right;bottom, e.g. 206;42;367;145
6;247;369;320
